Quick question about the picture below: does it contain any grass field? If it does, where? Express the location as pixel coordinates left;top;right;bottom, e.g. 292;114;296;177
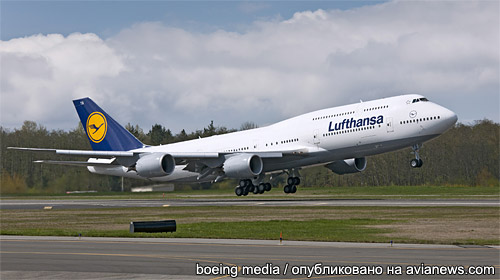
2;185;499;200
1;206;498;245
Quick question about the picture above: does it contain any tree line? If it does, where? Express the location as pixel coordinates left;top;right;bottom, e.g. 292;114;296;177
0;119;498;194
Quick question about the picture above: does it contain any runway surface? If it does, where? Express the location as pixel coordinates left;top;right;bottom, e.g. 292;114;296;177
1;198;499;210
1;236;498;279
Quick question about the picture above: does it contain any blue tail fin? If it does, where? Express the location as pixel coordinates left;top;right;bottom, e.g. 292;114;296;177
73;98;144;151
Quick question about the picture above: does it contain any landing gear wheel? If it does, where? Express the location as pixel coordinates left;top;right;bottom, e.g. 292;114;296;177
287;177;301;186
252;186;259;194
242;188;249;196
293;177;300;185
410;158;423;168
248;184;255;193
235;187;243;196
258;183;265;194
284;185;291;194
291;185;297;193
410;144;423;168
264;183;272;192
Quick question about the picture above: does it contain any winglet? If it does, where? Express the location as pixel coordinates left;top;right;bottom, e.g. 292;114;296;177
73;98;144;151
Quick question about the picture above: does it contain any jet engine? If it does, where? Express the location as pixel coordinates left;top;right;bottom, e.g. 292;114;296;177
223;154;263;178
325;157;367;175
135;153;175;178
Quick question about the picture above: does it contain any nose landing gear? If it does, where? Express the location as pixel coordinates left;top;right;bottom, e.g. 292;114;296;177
410;144;423;168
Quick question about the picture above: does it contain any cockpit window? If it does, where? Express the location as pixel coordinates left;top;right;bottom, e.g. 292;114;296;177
412;97;429;103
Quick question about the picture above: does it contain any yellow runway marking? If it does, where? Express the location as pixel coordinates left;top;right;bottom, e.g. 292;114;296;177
174;254;499;269
209;275;231;280
290;276;353;279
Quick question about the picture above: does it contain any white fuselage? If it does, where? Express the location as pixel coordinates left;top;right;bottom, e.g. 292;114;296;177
88;94;457;182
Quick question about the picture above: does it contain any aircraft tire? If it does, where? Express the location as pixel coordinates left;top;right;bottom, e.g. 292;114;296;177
293;177;300;185
252;186;259;194
291;185;297;193
410;159;419;168
235;187;243;196
284;185;291;193
417;159;423;168
264;183;272;192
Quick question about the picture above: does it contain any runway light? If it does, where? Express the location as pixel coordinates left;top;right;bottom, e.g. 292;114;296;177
43;206;53;210
280;231;283;245
390;240;393;247
162;204;170;207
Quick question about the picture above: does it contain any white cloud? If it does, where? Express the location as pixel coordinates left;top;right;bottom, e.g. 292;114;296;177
1;1;498;132
1;33;125;129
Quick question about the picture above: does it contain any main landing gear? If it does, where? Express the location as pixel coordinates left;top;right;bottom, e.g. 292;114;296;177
410;143;423;168
283;177;300;194
283;168;301;194
235;179;271;196
234;169;302;196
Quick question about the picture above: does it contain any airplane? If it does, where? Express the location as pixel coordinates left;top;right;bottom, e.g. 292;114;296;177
9;94;457;196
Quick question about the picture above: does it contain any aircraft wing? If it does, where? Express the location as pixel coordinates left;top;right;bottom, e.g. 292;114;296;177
8;146;309;169
7;147;309;159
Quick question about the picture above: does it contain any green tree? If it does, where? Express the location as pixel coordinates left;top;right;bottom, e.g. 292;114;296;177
148;124;173;145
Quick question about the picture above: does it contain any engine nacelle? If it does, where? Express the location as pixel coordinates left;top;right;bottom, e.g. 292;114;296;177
135;153;175;178
325;157;367;175
223;154;263;179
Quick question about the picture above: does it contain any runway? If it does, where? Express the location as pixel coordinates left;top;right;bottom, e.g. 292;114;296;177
1;198;499;210
1;236;499;279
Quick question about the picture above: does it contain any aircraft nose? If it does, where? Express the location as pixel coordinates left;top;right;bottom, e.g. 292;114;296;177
442;107;458;128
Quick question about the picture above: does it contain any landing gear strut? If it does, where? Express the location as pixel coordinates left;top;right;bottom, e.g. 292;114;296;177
410;144;423;168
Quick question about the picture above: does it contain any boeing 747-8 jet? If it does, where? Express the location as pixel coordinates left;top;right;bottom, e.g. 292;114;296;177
9;94;457;196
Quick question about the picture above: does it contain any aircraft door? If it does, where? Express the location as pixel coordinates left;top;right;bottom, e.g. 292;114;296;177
313;130;320;144
253;139;260;150
386;117;394;133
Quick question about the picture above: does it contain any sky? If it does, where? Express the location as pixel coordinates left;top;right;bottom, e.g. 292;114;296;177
1;0;499;134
